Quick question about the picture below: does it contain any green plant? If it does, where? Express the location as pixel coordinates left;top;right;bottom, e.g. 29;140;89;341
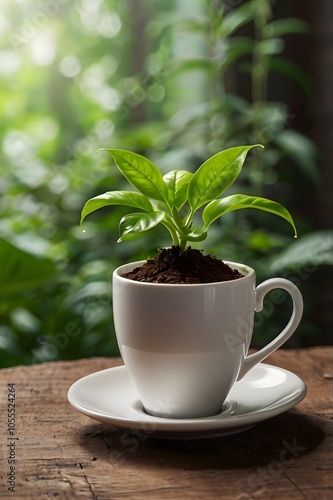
81;145;297;253
147;0;319;196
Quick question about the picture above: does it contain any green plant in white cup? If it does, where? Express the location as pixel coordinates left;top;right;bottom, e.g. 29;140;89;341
81;145;303;419
81;145;297;253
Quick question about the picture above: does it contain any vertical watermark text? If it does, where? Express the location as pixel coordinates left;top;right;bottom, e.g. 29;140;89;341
7;383;17;493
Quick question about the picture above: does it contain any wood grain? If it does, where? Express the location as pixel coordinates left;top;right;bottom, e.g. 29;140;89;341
0;347;332;499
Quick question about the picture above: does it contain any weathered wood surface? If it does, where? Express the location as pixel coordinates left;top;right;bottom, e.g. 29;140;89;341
0;347;332;500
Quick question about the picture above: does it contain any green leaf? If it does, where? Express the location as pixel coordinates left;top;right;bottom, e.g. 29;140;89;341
264;18;309;38
80;191;154;228
147;15;210;36
269;58;311;95
202;194;297;237
188;145;262;213
163;170;193;210
0;238;56;295
186;228;207;242
257;38;285;56
118;211;165;242
275;130;321;187
224;37;255;67
176;19;210;33
169;58;220;75
220;2;255;36
100;149;169;204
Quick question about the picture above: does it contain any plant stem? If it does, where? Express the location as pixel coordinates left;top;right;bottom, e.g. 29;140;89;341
172;208;187;233
251;0;272;194
161;216;181;247
208;0;226;145
179;237;188;254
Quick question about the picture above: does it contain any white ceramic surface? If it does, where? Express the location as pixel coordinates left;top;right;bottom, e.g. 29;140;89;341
112;260;304;418
67;363;307;440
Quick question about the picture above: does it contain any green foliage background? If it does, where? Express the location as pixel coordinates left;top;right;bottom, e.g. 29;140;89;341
0;0;332;367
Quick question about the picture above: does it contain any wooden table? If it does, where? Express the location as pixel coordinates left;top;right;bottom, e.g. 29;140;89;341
0;347;332;499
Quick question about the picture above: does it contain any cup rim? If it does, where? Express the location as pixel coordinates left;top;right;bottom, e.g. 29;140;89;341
113;260;255;286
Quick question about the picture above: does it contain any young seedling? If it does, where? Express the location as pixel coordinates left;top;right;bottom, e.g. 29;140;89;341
81;145;297;252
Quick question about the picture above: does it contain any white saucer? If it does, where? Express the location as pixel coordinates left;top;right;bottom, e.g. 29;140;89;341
67;363;306;439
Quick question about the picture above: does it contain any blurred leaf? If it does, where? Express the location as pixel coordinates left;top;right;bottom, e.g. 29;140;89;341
174;19;210;33
147;15;210;36
169;102;211;128
220;2;255;36
264;18;309;38
269;58;311;95
10;308;41;334
257;38;285;56
248;230;286;252
61;281;110;309
267;231;333;271
169;58;220;75
3;233;51;258
0;238;56;295
0;326;21;357
224;37;255;66
275;130;321;187
223;94;249;113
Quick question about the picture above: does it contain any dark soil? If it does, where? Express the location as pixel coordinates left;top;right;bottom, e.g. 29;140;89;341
121;246;244;284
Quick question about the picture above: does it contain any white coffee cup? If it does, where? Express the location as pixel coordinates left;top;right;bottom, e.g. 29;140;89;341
112;260;303;419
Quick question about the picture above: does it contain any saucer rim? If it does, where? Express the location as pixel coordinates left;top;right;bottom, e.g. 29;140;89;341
67;363;307;437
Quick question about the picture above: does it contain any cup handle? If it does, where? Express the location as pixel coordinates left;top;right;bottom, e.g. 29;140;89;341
237;278;303;381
